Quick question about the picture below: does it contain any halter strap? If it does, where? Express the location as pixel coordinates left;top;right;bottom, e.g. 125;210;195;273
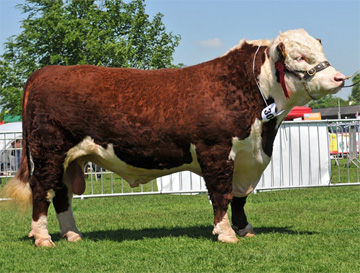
291;61;332;81
275;60;332;100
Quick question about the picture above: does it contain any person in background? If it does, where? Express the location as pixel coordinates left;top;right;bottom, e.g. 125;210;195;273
11;139;21;170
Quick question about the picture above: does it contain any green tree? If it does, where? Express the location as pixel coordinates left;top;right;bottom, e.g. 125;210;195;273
348;74;360;105
309;94;348;109
0;60;23;115
0;0;181;115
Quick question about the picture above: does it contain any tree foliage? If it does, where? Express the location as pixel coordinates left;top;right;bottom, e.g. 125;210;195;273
309;94;348;109
0;0;181;115
309;74;360;109
349;74;360;105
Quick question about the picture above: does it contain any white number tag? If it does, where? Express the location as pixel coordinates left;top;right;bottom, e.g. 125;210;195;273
261;103;283;122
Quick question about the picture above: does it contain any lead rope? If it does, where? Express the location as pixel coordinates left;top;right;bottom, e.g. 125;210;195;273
252;43;284;122
252;42;268;107
343;70;360;87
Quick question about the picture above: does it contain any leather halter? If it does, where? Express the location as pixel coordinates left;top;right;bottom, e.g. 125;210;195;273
275;60;332;100
285;61;332;81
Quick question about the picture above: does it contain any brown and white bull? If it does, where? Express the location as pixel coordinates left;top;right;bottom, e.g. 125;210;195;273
3;29;345;246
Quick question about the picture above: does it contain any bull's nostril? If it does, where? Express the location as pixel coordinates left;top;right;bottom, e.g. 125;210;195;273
334;73;346;82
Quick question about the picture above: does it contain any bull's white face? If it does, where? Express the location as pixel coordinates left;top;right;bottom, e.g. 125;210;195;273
270;29;345;102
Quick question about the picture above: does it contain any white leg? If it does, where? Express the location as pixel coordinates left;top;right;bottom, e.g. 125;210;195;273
233;223;256;237
212;213;239;243
28;215;56;247
56;162;83;242
56;207;82;242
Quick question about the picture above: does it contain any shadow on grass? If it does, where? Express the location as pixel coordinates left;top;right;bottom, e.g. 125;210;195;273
255;226;318;236
21;225;317;244
83;225;216;242
73;225;318;243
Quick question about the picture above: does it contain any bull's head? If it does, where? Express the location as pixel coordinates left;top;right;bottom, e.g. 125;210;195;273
268;29;345;103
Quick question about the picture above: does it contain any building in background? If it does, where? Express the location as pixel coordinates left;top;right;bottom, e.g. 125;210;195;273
312;105;360;119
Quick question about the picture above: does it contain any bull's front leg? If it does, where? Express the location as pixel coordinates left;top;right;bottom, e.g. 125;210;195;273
231;196;256;237
210;192;238;243
197;143;238;243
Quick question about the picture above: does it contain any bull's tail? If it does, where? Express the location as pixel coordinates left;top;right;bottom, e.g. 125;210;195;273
2;131;32;211
1;78;33;211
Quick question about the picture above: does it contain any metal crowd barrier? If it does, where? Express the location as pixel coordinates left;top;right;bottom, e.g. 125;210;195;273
0;119;359;200
255;119;360;192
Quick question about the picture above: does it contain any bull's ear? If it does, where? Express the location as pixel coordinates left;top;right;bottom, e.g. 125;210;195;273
316;38;322;45
276;42;287;60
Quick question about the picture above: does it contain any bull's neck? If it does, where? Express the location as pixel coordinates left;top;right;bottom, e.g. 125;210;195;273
254;48;312;127
219;42;270;103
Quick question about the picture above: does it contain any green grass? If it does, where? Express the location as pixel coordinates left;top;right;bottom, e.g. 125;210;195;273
0;186;359;272
331;158;360;183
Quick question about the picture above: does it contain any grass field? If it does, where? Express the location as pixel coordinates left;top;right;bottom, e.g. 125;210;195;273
331;158;360;183
0;186;359;272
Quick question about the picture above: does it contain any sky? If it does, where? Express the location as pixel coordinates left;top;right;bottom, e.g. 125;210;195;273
0;0;359;99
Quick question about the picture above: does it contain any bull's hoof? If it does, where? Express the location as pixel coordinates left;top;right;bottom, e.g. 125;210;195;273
244;231;256;238
217;232;239;243
233;223;257;237
35;238;56;247
28;229;56;247
212;213;239;243
64;231;82;242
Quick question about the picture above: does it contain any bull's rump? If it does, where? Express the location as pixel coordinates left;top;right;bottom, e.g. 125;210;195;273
24;65;229;176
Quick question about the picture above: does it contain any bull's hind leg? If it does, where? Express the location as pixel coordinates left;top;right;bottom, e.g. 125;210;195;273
231;196;256;237
197;144;238;243
53;161;83;242
28;164;63;247
53;188;82;242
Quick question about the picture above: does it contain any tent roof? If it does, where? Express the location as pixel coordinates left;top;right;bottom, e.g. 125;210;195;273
0;122;22;132
285;106;311;121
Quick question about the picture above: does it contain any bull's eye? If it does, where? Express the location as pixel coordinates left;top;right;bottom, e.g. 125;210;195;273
296;56;307;62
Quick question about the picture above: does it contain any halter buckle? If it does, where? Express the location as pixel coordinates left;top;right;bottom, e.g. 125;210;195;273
306;68;316;77
302;61;331;80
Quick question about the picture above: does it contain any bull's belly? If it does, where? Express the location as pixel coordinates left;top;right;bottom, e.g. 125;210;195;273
64;117;270;196
64;136;202;187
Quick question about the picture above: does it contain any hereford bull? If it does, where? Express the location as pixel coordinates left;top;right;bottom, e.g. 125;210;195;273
3;29;345;246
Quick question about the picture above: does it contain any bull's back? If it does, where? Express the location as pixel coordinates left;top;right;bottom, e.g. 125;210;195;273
26;65;204;125
24;65;212;172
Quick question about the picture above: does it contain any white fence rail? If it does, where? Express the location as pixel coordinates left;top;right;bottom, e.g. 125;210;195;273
0;119;359;200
